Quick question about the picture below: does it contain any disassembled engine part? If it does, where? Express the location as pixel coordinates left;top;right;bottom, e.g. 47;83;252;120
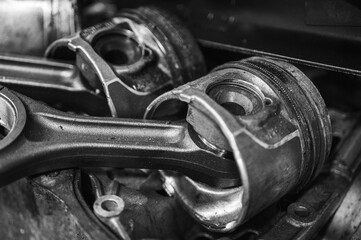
0;85;239;188
46;6;206;118
0;54;109;116
0;111;354;240
91;176;131;240
145;57;332;232
257;114;361;240
0;56;331;235
0;0;79;56
94;194;131;240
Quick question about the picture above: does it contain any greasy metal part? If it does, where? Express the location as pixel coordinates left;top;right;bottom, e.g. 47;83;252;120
0;168;203;239
0;0;79;56
352;225;361;240
91;178;130;239
258;175;349;240
0;86;238;188
322;168;361;240
82;169;204;240
193;112;359;240
257;117;361;240
0;174;92;240
145;57;332;232
321;119;361;240
46;6;206;118
0;54;110;116
93;194;131;240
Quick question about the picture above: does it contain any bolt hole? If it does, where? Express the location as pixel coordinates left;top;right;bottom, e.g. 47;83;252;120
293;205;311;218
101;200;119;212
144;48;152;58
221;102;246;116
265;98;272;106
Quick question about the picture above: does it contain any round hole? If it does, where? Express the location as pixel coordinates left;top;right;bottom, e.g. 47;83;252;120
265;98;272;106
221;102;246;116
93;195;125;218
144;48;152;58
206;80;265;116
293;205;311;218
93;32;143;66
101;199;119;212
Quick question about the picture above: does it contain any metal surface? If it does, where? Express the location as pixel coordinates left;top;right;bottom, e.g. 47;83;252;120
46;6;206;118
0;85;238;188
0;175;91;240
79;169;201;239
93;193;130;240
256;115;361;240
1;2;361;239
142;0;361;76
0;54;110;116
184;111;359;240
145;57;332;232
0;0;79;56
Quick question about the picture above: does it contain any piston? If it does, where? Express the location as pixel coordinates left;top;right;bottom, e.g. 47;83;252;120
46;6;206;118
145;57;332;232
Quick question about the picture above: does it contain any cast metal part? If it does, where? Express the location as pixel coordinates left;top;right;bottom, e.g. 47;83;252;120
252;114;361;240
145;57;332;232
46;6;206;118
0;0;79;56
0;54;110;116
83;169;205;239
0;86;238;188
94;194;130;240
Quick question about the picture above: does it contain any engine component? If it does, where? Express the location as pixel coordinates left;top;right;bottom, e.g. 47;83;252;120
1;1;360;239
0;0;79;56
81;169;210;239
0;54;110;116
93;193;130;240
233;112;361;240
45;6;206;118
0;85;238;188
145;57;332;232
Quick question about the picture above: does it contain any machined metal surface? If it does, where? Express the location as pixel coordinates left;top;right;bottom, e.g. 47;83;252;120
46;6;206;118
145;57;332;232
0;85;238;188
0;54;109;116
1;2;361;239
0;56;333;234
